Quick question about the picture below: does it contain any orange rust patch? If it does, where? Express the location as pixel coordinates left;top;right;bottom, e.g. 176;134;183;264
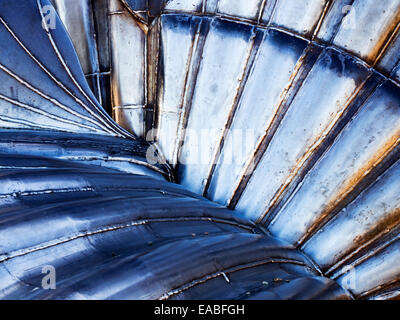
298;132;400;245
370;7;400;66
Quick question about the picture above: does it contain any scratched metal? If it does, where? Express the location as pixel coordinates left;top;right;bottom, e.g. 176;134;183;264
1;0;400;300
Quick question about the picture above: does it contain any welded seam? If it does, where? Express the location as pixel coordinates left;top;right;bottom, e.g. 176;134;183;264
329;230;400;280
0;184;200;200
298;136;400;247
203;28;263;197
0;17;118;133
174;19;210;170
257;0;268;25
227;45;321;210
120;0;149;26
0;216;256;263
372;20;400;67
36;0;130;138
264;0;278;26
360;280;400;300
158;258;308;300
0;64;106;132
0;93;102;132
0;187;95;199
260;75;376;226
85;71;111;77
158;12;400;88
169;19;201;166
0;115;64;131
311;0;333;40
113;105;146;110
86;0;102;108
147;18;161;138
325;211;400;278
201;0;207;14
0;16;115;135
326;0;356;44
59;155;168;176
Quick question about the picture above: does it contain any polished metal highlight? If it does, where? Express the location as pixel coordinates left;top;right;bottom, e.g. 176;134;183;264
0;0;399;300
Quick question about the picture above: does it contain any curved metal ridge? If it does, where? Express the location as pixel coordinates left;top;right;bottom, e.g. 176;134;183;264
0;133;350;300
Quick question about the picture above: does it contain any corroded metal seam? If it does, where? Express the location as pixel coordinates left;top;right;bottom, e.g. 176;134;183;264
227;45;322;209
157;12;400;88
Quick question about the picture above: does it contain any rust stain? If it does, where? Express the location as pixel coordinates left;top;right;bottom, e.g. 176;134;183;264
327;208;400;277
354;208;400;248
299;132;400;247
203;29;262;197
369;7;400;66
259;77;371;225
228;45;318;209
358;278;400;300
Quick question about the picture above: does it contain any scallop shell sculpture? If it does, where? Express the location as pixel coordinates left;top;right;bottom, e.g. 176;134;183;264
0;0;399;300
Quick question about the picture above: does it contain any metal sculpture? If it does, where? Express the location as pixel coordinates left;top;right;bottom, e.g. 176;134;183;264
0;0;399;300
